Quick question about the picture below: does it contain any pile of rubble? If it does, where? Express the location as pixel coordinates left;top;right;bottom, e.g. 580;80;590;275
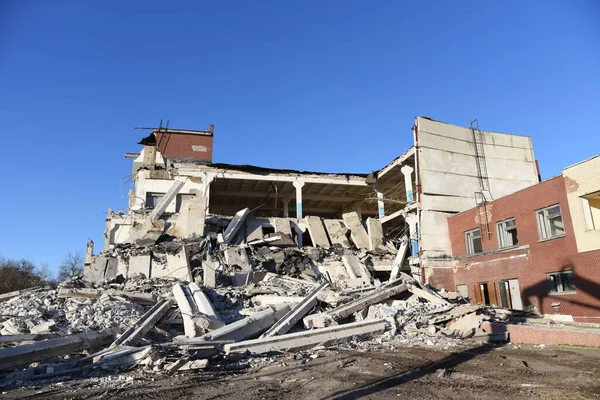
0;210;518;385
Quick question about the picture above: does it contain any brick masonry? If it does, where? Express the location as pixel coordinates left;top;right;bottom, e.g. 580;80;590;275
155;132;213;163
481;321;600;347
428;175;600;322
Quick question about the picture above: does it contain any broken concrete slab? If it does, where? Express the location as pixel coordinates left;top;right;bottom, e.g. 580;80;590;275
304;281;408;328
323;219;351;248
427;304;482;325
222;208;250;244
184;194;207;237
262;281;329;338
0;329;119;370
224;247;252;272
342;212;370;249
304;216;331;248
58;287;157;305
447;312;486;338
166;245;192;281
104;257;118;280
342;253;371;281
202;259;217;288
366;217;384;251
128;255;151;278
225;319;386;355
272;218;293;236
179;304;291;343
84;256;108;283
252;295;305;306
29;321;56;335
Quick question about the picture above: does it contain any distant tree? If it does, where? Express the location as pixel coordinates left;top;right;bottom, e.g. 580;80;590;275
57;252;84;282
0;256;54;294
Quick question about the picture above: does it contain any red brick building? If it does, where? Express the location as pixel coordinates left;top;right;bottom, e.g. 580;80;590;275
428;173;600;322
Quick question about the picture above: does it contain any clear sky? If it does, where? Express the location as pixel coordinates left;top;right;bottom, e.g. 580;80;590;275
1;1;599;274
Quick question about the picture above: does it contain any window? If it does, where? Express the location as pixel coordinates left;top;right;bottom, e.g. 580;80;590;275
145;192;165;209
175;194;196;212
547;271;576;293
465;228;482;255
536;204;565;240
582;191;600;231
497;218;518;248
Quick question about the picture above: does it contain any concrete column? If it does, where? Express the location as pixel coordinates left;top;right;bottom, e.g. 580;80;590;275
405;212;419;258
293;181;305;218
375;183;385;218
401;165;414;202
203;173;216;215
283;198;290;218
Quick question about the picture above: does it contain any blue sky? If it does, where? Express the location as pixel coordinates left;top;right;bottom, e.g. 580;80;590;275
1;1;599;274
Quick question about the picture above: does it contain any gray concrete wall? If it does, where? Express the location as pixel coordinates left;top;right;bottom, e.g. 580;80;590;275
416;117;539;263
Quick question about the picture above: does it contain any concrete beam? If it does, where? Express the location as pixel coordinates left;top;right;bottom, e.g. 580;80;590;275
178;304;291;344
342;212;370;249
187;169;370;187
389;236;409;281
172;284;198;338
342;254;371;281
222;208;250;244
304;281;408;328
262;282;329;337
212;189;365;203
189;283;225;330
0;329;118;370
150;178;186;221
112;299;172;347
224;319;386;355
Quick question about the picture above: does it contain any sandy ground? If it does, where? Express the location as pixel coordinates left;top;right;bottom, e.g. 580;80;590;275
5;343;600;400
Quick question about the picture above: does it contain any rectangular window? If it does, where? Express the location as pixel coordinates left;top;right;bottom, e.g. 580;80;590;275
497;218;518;248
175;194;196;213
145;192;165;209
465;228;482;255
547;271;576;293
536;204;565;240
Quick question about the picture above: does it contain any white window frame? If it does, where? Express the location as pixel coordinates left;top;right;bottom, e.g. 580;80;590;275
536;204;565;240
547;270;576;294
496;218;518;248
465;228;482;255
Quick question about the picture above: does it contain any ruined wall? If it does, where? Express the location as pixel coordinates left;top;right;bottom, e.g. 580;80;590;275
562;156;600;253
131;171;205;212
442;175;600;321
416;117;540;275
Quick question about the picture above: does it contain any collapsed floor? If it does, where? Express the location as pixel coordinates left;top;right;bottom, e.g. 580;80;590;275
0;210;597;390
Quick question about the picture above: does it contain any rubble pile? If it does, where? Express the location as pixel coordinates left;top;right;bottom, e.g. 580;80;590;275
0;210;519;386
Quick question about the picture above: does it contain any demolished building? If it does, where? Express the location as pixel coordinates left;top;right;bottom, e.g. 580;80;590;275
100;117;540;284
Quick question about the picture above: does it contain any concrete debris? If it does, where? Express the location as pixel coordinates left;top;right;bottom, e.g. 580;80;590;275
0;217;543;386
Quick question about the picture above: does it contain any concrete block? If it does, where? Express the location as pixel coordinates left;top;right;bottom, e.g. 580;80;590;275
129;255;151;278
224;319;386;355
272;218;293;236
166;245;192;281
323;219;350;248
342;212;370;249
151;253;170;278
366;217;384;251
252;295;304;306
304;281;408;328
29;321;56;335
223;208;250;244
202;259;217;288
185;195;206;237
407;286;447;304
262;282;329;337
342;254;371;281
116;256;128;277
83;256;107;283
304;216;331;248
224;247;251;272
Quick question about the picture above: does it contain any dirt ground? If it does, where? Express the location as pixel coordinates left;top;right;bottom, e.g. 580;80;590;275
5;343;600;400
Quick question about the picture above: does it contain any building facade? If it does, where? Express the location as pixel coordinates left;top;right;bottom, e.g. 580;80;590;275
432;156;600;322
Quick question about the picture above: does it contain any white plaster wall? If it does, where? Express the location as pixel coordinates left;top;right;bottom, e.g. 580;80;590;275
562;156;600;253
132;170;205;212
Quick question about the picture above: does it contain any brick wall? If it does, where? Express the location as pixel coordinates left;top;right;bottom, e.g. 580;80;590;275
436;175;600;321
155;132;213;163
